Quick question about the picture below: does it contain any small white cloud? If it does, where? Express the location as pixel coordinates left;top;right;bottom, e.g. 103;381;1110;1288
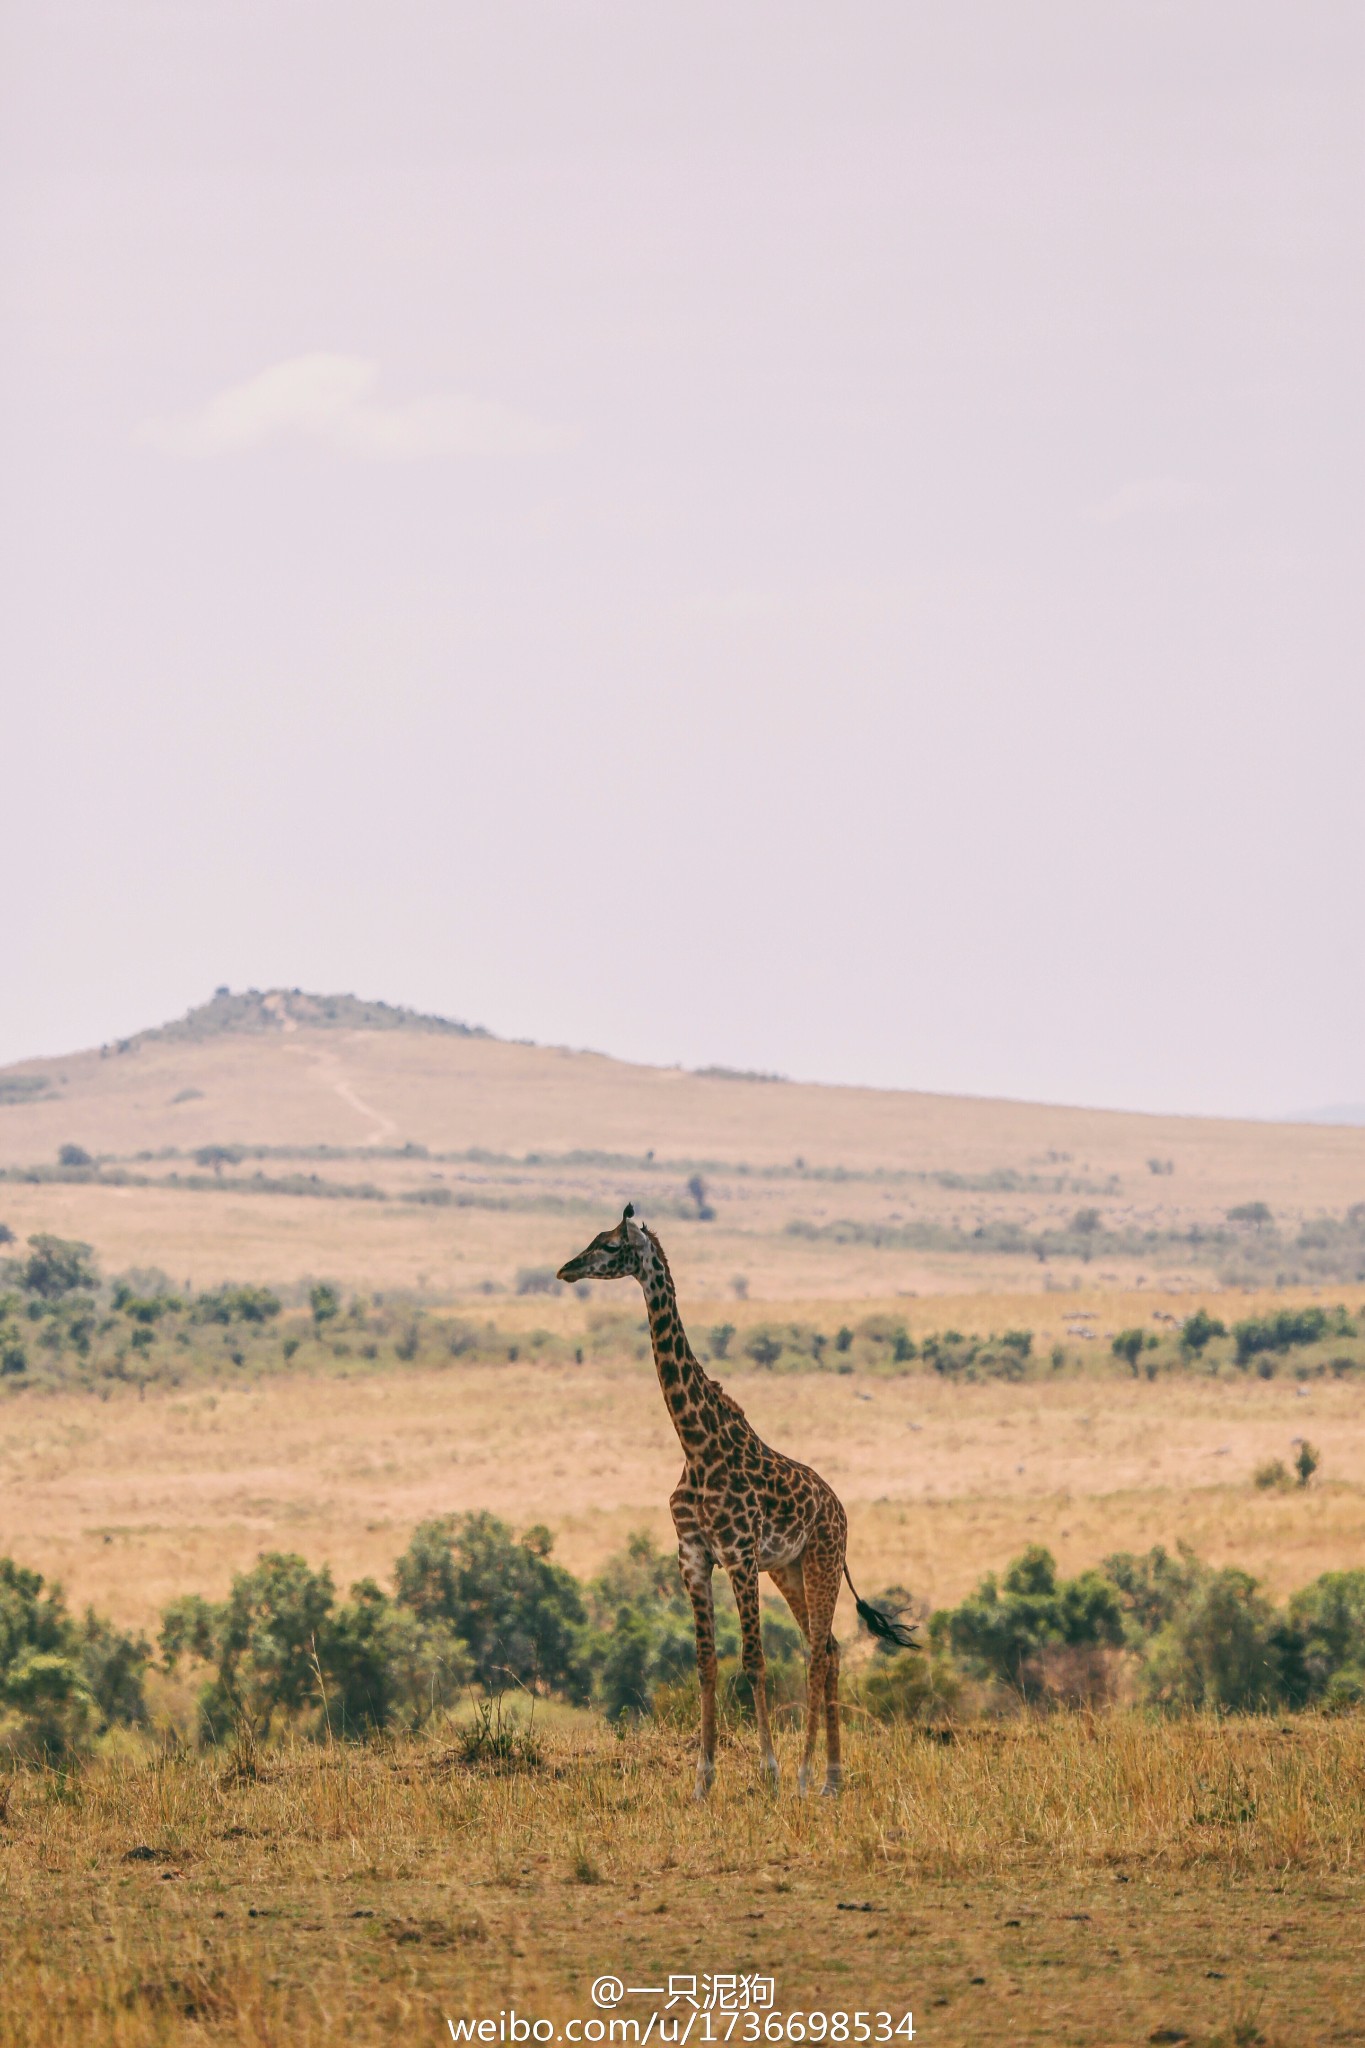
139;353;576;460
1086;475;1204;525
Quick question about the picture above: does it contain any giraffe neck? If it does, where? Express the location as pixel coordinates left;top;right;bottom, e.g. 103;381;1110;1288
638;1234;723;1457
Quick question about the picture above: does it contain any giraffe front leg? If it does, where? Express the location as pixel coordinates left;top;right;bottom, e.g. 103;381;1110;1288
676;1534;718;1799
730;1560;778;1787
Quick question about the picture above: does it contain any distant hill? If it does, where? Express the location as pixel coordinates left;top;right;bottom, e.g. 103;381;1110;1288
124;986;489;1048
1;986;1364;1298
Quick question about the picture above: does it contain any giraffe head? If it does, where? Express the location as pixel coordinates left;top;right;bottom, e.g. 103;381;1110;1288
557;1204;651;1285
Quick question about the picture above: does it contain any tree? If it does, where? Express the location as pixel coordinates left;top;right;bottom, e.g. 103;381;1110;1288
1111;1328;1147;1374
597;1607;657;1722
1180;1308;1226;1356
112;1283;180;1327
743;1327;783;1368
686;1174;716;1222
1071;1209;1103;1263
1232;1308;1327;1365
322;1579;468;1735
20;1234;97;1301
310;1282;341;1330
193;1284;281;1325
1286;1569;1365;1699
1142;1567;1303;1710
1295;1440;1320;1488
57;1144;92;1170
1102;1545;1204;1639
194;1145;244;1176
1227;1201;1273;1231
394;1512;589;1699
585;1533;734;1722
0;1558;146;1757
934;1545;1125;1699
160;1553;465;1741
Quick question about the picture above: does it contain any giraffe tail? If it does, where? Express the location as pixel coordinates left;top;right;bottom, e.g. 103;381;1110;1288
843;1564;920;1651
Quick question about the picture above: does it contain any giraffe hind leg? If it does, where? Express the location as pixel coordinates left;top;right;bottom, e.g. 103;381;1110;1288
822;1633;843;1794
796;1529;844;1796
768;1558;811;1643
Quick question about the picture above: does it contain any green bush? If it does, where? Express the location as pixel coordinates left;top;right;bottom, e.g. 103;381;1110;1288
1322;1668;1365;1712
581;1532;812;1726
1102;1545;1203;1639
1233;1308;1328;1365
77;1609;151;1727
586;1532;731;1722
322;1579;467;1735
16;1234;97;1301
918;1330;1033;1382
1111;1328;1147;1372
310;1282;341;1329
3;1652;95;1758
0;1558;147;1758
161;1553;335;1741
743;1327;784;1369
1141;1567;1306;1711
1180;1309;1226;1356
394;1512;589;1700
192;1284;281;1326
857;1650;961;1723
194;1145;245;1174
1286;1569;1365;1700
933;1546;1125;1702
161;1550;468;1743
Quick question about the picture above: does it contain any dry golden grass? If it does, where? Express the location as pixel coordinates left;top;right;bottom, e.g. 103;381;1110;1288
4;1355;1362;1638
2;1716;1363;2047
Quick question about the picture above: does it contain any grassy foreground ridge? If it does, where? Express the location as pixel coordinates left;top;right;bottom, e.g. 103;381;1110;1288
2;1716;1363;2048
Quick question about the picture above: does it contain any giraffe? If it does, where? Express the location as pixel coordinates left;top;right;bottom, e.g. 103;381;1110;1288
557;1205;915;1797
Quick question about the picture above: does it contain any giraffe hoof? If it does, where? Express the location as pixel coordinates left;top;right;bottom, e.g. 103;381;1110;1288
694;1765;715;1802
797;1767;811;1798
819;1775;843;1798
760;1754;780;1789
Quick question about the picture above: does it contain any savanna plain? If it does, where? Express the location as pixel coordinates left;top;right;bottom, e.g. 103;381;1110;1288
3;992;1365;2046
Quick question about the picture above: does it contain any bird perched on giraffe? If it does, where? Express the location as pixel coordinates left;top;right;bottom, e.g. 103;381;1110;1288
557;1204;916;1798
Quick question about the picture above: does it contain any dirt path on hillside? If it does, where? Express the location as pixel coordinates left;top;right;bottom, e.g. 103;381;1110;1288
282;1041;398;1146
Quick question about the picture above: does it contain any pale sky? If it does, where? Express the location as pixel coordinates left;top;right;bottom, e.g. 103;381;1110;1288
2;2;1361;1117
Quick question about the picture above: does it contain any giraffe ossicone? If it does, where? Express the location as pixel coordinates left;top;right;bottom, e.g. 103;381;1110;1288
557;1210;916;1798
